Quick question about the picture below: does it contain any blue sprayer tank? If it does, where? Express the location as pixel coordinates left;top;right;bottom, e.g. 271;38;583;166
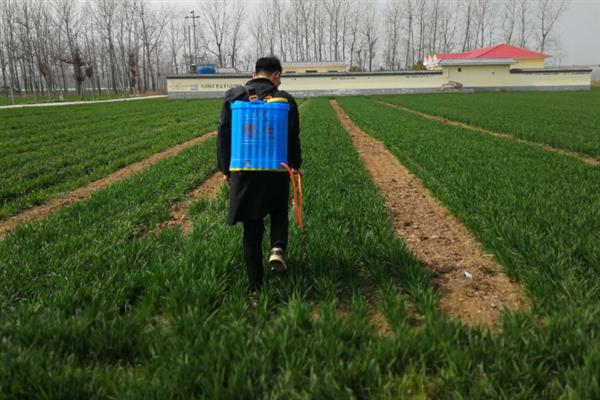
230;98;290;171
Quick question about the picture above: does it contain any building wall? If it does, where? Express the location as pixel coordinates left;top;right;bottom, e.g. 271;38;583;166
512;58;545;69
445;65;511;86
167;68;591;99
282;73;446;91
591;66;600;83
167;72;447;98
433;65;589;90
509;70;592;89
168;76;248;98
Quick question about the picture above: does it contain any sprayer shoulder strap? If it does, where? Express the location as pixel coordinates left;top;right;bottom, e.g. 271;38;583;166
229;85;277;103
228;85;250;102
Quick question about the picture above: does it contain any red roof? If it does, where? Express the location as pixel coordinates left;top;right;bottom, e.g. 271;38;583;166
434;44;550;60
435;53;466;59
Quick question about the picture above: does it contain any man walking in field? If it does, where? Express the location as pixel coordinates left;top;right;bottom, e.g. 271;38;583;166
217;56;302;296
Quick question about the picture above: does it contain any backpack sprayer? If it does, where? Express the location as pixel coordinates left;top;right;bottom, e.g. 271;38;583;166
230;95;304;229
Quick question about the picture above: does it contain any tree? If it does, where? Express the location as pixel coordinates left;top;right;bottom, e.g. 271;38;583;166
535;0;568;53
15;0;40;95
0;0;574;98
31;0;57;97
502;0;517;44
404;0;415;68
361;7;378;72
439;1;459;53
54;0;87;98
473;0;495;48
339;0;354;64
0;0;21;100
166;13;183;75
227;1;245;69
346;1;361;69
81;16;103;95
323;0;349;62
428;0;441;55
310;0;326;61
415;0;428;62
91;0;119;93
384;0;402;71
202;0;227;67
517;0;531;48
293;0;312;61
461;0;474;52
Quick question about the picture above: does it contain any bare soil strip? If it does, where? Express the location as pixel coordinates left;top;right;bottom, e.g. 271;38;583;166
377;100;600;167
0;131;216;240
151;172;223;234
332;100;529;328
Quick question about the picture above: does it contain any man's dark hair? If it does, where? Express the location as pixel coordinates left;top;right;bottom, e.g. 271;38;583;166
255;56;282;74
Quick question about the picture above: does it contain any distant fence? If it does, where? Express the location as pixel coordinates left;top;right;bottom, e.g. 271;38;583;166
167;68;593;99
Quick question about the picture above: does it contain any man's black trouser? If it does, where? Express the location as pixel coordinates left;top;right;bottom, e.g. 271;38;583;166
242;209;288;291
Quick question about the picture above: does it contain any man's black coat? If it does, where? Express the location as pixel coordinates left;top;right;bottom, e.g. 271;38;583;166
217;77;302;225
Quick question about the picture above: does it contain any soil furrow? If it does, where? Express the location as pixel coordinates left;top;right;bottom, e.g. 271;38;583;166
151;171;224;234
355;264;393;337
332;99;529;328
377;100;600;167
0;131;216;240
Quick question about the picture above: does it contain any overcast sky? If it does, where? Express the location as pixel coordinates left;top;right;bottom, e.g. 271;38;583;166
556;0;600;66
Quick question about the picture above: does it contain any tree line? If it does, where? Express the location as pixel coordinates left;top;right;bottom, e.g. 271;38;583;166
0;0;568;98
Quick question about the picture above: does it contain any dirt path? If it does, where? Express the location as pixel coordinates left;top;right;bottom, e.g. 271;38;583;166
331;100;529;328
0;95;167;109
377;100;600;167
0;131;216;240
151;172;224;234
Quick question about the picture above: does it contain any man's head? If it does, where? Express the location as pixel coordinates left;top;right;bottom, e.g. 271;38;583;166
254;56;283;88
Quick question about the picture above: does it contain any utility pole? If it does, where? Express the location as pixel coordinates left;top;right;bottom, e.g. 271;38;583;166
185;10;200;70
187;26;193;72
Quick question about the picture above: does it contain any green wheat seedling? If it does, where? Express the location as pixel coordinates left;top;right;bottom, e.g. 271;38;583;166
1;96;600;398
0;99;221;219
373;88;600;159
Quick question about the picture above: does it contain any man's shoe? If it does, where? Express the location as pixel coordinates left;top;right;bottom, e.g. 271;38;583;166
248;290;259;308
268;247;287;273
